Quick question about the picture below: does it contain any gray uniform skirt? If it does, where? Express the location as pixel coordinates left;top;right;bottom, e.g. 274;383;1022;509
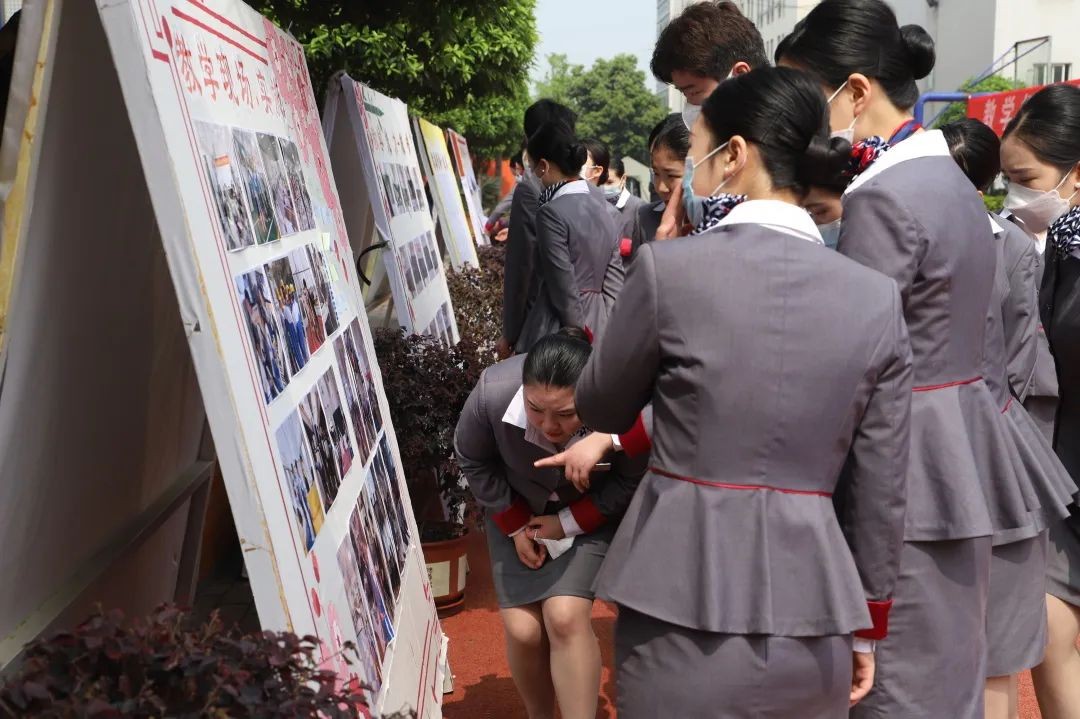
987;532;1048;677
484;513;616;609
614;607;852;719
1047;507;1080;607
852;537;991;719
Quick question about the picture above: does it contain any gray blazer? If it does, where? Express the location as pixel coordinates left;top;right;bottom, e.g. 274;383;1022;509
455;354;646;535
577;201;912;638
630;201;664;258
840;130;1003;541
516;181;624;352
502;173;541;347
608;190;648;240
995;217;1041;401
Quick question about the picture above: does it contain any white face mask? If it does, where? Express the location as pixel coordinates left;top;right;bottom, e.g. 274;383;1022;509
681;71;735;129
817;219;842;249
827;81;856;143
1005;170;1079;232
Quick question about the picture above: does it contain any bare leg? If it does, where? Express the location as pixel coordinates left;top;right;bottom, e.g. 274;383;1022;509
541;596;601;719
500;604;555;719
1032;594;1080;719
983;675;1018;719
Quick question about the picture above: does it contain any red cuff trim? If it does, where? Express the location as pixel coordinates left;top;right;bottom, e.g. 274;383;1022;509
619;414;652;458
569;496;607;534
855;599;893;640
492;498;531;535
620;238;633;257
582;326;594;344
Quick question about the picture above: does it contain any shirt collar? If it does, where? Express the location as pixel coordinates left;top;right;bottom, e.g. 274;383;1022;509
846;129;949;196
616;188;632;209
988;213;1005;236
716;199;824;244
553;179;590;202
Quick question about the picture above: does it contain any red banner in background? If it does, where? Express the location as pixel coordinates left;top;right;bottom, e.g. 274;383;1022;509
968;79;1080;136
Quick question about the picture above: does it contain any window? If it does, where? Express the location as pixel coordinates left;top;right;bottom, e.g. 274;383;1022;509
1034;63;1072;85
1054;63;1072;82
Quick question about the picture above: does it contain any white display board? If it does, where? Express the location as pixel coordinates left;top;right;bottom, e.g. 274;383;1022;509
447;128;488;248
333;75;460;344
414;116;478;271
93;1;444;715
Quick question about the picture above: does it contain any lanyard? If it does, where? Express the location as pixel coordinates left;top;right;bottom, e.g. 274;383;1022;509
888;119;922;145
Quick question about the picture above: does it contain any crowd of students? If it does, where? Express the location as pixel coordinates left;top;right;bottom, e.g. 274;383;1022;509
453;1;1080;717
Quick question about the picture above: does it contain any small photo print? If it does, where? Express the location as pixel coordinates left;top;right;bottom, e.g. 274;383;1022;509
317;366;356;481
275;411;325;552
278;138;316;232
335;337;376;464
306;245;342;337
231;128;278;244
300;382;341;509
264;255;310;375
336;534;384;688
285;246;327;355
346;319;384;434
379;163;396;218
194;121;255;252
257;132;300;237
350;498;396;645
363;473;402;598
235;269;290;403
371;441;410;566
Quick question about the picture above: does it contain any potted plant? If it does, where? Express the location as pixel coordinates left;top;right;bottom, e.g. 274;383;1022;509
445;244;506;368
372;329;484;612
0;605;374;718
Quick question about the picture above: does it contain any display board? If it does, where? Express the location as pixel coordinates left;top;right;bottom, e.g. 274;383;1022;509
414;117;477;271
332;75;459;344
446;128;487;248
93;1;445;715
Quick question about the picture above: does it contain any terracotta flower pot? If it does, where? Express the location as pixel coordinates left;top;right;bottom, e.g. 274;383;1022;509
422;531;469;613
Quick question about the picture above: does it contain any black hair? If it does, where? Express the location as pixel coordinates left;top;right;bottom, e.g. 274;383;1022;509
777;0;935;110
527;122;589;178
510;152;524;169
581;138;611;184
523;327;592;388
649;113;691;159
609;157;626;178
1003;84;1080;171
524;99;577;139
941;119;1001;193
652;1;769;83
700;66;850;195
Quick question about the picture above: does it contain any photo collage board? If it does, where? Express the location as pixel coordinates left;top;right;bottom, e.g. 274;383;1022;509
414;116;478;271
340;76;461;347
97;1;444;714
447;128;488;248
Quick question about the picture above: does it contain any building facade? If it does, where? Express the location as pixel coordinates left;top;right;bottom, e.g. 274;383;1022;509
655;0;1079;111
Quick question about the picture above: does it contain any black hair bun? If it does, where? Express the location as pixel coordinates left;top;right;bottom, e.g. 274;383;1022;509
569;142;588;168
900;24;935;80
796;135;851;190
556;326;591;344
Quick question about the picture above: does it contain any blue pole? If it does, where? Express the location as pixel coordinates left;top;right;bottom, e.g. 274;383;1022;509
913;92;970;126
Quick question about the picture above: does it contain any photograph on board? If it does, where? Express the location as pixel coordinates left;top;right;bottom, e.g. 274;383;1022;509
363;472;402;598
360;482;399;607
264;256;310;375
300;383;341;509
374;437;412;553
350;498;395;648
371;442;410;567
231;128;278;244
306;244;342;337
336;534;384;688
379;163;396;218
344;320;384;437
257;132;299;237
194;121;255;252
278;138;316;232
317;366;356;481
334;337;375;464
275;411;325;552
235;269;289;403
285;246;327;354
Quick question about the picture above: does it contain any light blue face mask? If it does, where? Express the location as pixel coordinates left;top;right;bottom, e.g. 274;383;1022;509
682;141;730;228
817;219;842;249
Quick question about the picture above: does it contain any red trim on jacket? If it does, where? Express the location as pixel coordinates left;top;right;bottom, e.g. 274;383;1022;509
619;414;652;457
582;326;594;344
912;376;982;392
651;466;833;498
619;237;633;257
491;497;532;535
569;496;607;534
855;599;893;640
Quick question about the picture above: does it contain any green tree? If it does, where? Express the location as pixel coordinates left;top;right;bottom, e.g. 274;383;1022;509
535;54;668;164
932;75;1026;128
252;0;538;158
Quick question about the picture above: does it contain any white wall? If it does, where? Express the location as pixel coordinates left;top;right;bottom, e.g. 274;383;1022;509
993;0;1080;86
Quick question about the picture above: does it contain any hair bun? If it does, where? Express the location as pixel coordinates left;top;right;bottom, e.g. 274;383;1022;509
900;24;935;80
556;326;591;344
796;134;851;191
569;142;588;168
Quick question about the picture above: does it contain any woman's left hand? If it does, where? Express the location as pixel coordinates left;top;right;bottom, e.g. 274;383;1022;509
527;514;566;541
533;432;613;492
